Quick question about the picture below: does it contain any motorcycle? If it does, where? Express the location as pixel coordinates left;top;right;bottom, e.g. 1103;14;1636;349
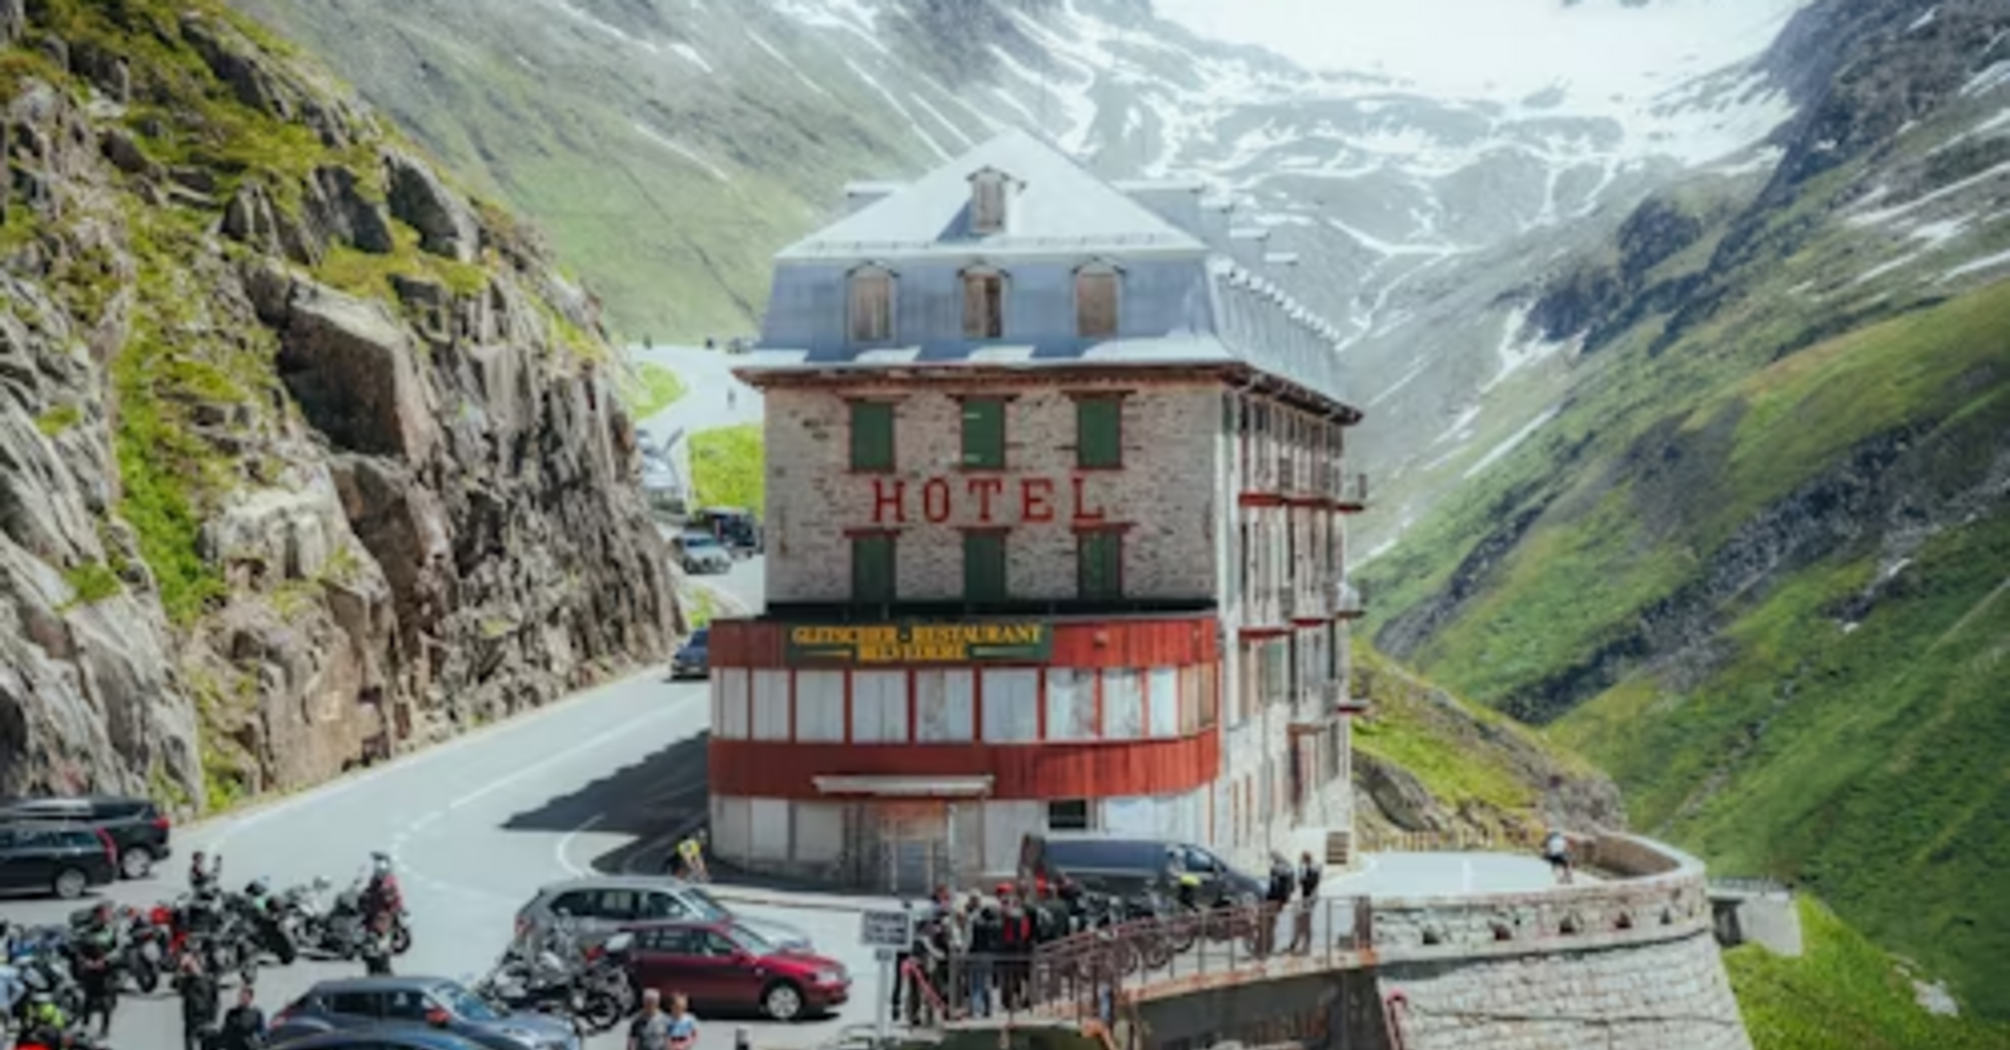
572;932;637;1033
230;881;299;966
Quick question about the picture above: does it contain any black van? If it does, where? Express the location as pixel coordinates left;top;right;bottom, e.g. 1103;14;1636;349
1018;832;1264;902
0;794;173;879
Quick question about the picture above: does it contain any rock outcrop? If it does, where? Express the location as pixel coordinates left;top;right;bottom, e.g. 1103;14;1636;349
0;0;677;809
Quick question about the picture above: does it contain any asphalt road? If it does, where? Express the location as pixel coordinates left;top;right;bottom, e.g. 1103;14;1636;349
0;559;895;1050
628;344;762;498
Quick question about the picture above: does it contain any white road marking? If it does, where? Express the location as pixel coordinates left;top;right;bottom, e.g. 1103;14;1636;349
555;813;605;876
199;666;677;852
445;705;688;812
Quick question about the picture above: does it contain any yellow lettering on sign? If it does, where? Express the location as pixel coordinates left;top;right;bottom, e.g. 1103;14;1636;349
789;623;1048;663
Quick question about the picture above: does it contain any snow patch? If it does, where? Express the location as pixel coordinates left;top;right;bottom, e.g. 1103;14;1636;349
631;122;730;181
746;32;833;99
1965;60;2010;98
843;58;953;161
1908;6;1938;33
1938;247;2010;283
1850;161;2010;227
669;42;713;74
1465;406;1561;480
1434;404;1482;447
1482;306;1576;393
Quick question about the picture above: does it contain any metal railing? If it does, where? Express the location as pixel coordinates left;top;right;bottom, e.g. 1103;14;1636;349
893;900;1371;1028
1329;472;1368;506
1708;876;1794;897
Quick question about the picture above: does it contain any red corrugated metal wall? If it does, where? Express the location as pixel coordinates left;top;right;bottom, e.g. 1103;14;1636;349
708;734;1220;800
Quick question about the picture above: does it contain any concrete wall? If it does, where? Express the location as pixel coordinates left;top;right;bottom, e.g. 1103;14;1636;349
762;382;1221;604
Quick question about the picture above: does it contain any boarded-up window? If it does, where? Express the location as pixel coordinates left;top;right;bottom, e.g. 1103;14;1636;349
1148;667;1179;738
750;671;790;741
963;531;1007;602
1075;267;1119;338
848;268;893;343
1103;669;1143;740
795;671;844;742
1077;530;1123;600
1045;669;1095;741
972;173;1008;233
1076;397;1121;469
849;400;894;472
915;670;975;743
852;671;907;743
961;398;1006;469
714;670;749;739
981;669;1039;742
963;270;1005;338
852;533;895;603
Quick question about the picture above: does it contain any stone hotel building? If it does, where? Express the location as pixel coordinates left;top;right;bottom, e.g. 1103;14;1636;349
706;130;1368;892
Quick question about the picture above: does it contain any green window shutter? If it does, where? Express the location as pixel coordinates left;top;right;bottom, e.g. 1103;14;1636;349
963;532;1007;602
850;401;894;472
1077;531;1123;600
851;534;895;603
961;398;1005;469
1076;398;1121;468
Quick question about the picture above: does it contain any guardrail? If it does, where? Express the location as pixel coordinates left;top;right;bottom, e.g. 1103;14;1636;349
897;900;1371;1028
1708;876;1793;897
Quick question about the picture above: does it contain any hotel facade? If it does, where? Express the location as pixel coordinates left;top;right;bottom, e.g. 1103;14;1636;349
707;130;1367;892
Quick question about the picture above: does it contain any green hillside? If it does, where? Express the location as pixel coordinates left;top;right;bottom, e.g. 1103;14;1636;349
1728;898;2010;1050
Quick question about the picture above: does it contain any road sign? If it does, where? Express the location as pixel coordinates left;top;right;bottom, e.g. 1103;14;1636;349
859;908;913;949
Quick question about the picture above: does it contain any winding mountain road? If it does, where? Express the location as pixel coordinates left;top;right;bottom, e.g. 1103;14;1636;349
0;558;889;1050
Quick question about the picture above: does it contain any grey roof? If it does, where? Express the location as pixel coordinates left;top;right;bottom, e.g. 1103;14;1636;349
777;128;1207;262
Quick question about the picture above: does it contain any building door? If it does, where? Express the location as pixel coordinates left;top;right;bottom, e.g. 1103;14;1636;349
843;801;952;894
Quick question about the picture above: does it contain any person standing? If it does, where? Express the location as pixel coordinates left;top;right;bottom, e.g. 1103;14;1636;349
215;983;267;1050
629;988;697;1050
360;912;393;976
175;949;221;1050
1259;852;1293;956
1288;851;1322;954
1543;829;1574;885
74;902;119;1036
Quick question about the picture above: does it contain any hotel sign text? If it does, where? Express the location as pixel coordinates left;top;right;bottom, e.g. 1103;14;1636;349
785;623;1053;665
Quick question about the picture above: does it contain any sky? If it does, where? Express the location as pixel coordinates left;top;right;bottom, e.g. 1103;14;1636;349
1149;0;1811;100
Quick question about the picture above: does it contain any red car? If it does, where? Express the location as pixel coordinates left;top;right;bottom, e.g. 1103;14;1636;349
622;919;850;1021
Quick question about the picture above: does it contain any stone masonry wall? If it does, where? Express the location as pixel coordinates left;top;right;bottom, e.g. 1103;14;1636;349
1379;928;1752;1050
761;381;1221;604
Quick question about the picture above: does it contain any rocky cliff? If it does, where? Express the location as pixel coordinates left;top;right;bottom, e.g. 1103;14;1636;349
0;0;678;811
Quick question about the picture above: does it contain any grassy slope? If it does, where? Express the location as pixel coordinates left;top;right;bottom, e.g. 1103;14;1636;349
1367;258;2010;1014
689;423;765;511
1729;898;2010;1050
621;363;688;421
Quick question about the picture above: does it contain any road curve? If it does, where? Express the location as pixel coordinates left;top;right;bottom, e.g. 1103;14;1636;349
0;559;890;1050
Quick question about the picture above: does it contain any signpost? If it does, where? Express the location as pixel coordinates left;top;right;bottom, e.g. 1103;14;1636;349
861;909;914;1046
786;622;1053;666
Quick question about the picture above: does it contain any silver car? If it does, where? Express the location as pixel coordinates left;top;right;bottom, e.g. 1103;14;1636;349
679;533;731;575
514;876;811;954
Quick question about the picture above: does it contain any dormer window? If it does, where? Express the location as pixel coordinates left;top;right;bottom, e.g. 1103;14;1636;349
970;168;1012;235
848;264;894;343
962;264;1006;339
1075;261;1121;338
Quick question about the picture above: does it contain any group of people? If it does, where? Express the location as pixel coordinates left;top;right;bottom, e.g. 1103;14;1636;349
887;851;1327;1028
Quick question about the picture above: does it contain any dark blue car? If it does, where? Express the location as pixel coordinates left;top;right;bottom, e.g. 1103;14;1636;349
670;628;709;679
268;976;579;1050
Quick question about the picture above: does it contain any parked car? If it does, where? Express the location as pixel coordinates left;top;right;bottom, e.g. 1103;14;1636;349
0;822;119;899
1018;832;1263;902
690;507;761;557
266;1027;492;1050
268;976;580;1050
0;794;173;879
678;532;732;575
515;875;811;956
623;919;848;1021
669;628;709;679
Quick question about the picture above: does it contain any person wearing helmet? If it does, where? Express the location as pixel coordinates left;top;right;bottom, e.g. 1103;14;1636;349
74;902;119;1035
174;948;220;1050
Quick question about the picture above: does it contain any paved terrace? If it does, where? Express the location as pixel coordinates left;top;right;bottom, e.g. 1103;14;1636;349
905;833;1745;1050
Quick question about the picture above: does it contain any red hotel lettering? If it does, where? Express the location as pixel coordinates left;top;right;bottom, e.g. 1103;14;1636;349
868;475;1104;525
1070;475;1107;523
922;478;953;523
871;477;906;525
968;477;1004;523
1020;477;1055;523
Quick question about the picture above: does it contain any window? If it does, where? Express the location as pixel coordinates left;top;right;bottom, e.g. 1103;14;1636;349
641;926;704;954
961;397;1005;468
1076;265;1119;338
382;990;430;1021
548;890;597;919
971;170;1009;233
963;269;1005;338
326;992;379;1018
1076;397;1121;469
1077;530;1123;600
963;531;1007;602
594;889;647;921
1048;799;1091;831
640;892;693;920
849;400;894;472
848;266;893;343
852;533;896;603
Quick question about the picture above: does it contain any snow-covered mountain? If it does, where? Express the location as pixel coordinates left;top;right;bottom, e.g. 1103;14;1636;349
224;0;2001;552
